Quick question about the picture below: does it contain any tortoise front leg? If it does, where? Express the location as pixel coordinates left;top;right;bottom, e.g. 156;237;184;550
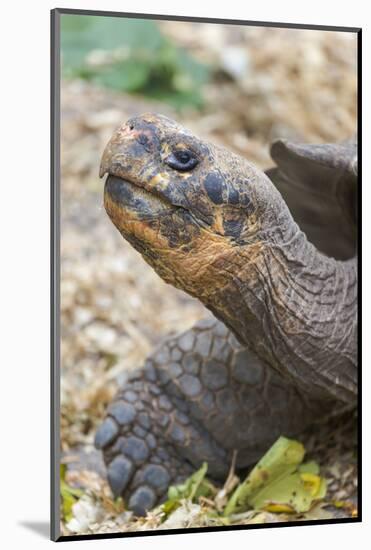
95;364;229;516
96;317;331;515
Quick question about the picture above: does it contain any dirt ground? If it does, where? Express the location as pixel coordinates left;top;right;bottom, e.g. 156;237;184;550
59;25;358;535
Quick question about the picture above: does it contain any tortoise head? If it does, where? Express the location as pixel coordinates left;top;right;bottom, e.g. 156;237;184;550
100;113;272;296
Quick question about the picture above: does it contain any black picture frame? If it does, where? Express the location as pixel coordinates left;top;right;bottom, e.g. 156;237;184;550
51;8;362;542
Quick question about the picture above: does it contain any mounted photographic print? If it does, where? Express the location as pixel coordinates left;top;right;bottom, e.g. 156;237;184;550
51;8;361;541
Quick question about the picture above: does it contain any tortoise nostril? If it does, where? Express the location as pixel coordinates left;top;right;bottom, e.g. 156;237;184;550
138;133;150;148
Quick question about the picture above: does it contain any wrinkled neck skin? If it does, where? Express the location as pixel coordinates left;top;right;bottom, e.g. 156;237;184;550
195;173;357;405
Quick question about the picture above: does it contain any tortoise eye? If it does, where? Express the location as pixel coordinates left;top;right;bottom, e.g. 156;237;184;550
166;149;198;171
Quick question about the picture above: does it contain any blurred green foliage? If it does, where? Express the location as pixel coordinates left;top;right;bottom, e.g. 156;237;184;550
61;15;209;109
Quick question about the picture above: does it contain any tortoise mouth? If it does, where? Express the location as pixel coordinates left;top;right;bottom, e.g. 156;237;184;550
104;174;177;217
104;174;213;235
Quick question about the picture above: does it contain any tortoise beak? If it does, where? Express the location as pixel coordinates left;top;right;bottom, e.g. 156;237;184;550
99;114;163;180
99;121;139;179
99;131;126;179
99;143;111;178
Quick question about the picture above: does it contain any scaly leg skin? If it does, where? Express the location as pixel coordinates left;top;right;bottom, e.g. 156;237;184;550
95;316;333;516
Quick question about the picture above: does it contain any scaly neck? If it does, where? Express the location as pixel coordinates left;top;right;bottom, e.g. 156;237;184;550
206;202;357;404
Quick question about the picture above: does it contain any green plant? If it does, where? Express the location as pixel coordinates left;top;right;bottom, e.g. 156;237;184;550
61;15;209;109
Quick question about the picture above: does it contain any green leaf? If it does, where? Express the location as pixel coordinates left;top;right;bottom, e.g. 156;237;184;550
60;13;209;109
60;464;83;522
61;15;165;55
299;461;320;475
248;470;326;514
93;61;150;92
168;462;209;501
224;436;327;516
161;462;214;518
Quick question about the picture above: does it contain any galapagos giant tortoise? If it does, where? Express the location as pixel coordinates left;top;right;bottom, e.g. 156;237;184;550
95;114;357;516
